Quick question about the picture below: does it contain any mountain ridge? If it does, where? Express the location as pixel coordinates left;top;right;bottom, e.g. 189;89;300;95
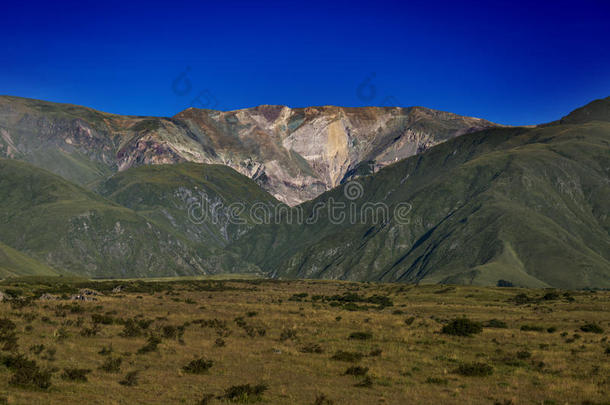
0;95;498;205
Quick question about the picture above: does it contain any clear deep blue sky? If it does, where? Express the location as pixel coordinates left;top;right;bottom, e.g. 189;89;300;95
1;0;609;125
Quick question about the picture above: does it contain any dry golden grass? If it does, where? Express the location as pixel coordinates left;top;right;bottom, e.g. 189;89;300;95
0;279;608;404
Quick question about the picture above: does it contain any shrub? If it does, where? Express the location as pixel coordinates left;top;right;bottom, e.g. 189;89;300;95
80;324;100;337
182;358;214;374
513;293;530;305
404;317;415;326
348;332;372;340
300;343;323;354
542;291;560;301
289;293;308;302
222;383;268;403
331;351;363;362
61;368;91;382
426;377;448;385
483;319;508;328
342;303;365;311
279;328;297;341
99;357;122;373
162;325;178;339
1;354;52;389
368;348;382;357
119;319;143;338
98;345;113;356
215;338;226;347
354;375;373;388
313;394;334;405
441;318;483;337
580;323;604;334
454;362;493;377
91;314;114;325
0;318;16;335
520;325;544;332
119;370;139;386
137;336;162;354
29;344;45;355
497;280;514;287
54;327;69;341
41;347;56;361
198;393;215;405
344;366;368;376
516;350;532;360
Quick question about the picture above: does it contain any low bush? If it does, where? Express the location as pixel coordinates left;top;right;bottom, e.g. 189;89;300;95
221;383;268;403
279;328;297;341
348;331;372;340
344;366;368;376
426;377;448;385
1;354;52;389
354;375;373;388
91;314;114;325
119;370;139;386
198;393;215;405
441;318;483;337
99;357;122;373
454;362;493;377
61;368;91;382
580;323;604;334
520;325;544;332
80;324;101;337
29;344;45;355
182;358;214;374
119;319;143;338
542;291;560;301
313;394;335;405
300;343;323;354
137;336;162;354
513;293;530;305
331;351;363;362
368;348;382;357
483;319;508;328
98;345;113;356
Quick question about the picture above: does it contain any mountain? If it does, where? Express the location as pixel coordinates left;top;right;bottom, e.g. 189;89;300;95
97;162;279;247
0;241;63;278
0;159;261;278
1;95;608;288
0;96;497;205
229;97;610;289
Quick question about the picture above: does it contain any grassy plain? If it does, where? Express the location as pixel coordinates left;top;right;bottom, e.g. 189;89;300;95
0;277;607;404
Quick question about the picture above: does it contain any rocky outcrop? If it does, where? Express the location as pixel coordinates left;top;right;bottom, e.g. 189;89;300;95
0;96;498;205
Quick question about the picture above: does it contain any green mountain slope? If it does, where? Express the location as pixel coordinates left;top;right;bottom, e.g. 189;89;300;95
97;162;279;247
0;241;63;278
230;98;610;288
0;159;258;278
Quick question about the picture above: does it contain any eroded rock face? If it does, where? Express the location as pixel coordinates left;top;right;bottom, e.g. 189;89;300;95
0;96;498;205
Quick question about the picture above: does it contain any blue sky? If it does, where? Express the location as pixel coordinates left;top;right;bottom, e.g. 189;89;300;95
1;0;609;125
